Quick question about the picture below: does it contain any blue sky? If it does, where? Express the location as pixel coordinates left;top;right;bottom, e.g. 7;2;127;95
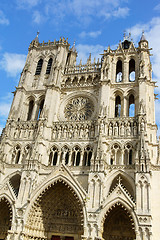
0;0;160;135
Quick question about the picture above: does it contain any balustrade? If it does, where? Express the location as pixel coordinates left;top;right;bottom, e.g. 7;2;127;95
5;120;38;140
64;63;101;75
99;117;139;138
52;121;96;141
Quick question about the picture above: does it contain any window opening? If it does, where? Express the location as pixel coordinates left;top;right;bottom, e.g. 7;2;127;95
129;150;132;165
76;152;80;166
129;59;135;82
129;94;135;117
88;151;92;166
65;152;69;165
15;150;21;164
27;100;34;121
116;60;122;82
35;59;43;75
53;152;58;165
115;96;121;117
84;152;87;166
46;58;53;74
37;99;44;119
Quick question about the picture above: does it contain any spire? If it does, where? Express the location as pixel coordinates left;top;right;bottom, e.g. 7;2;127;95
140;30;147;41
71;40;76;52
34;31;40;43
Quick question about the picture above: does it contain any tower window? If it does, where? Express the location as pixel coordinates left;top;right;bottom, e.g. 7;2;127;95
27;100;34;121
116;60;123;82
129;59;135;82
46;58;53;74
129;94;135;117
115;96;121;117
35;59;43;75
37;99;44;120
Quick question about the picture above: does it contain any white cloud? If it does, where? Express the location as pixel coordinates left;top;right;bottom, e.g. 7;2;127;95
0;53;26;77
79;30;102;39
21;0;129;25
154;3;160;11
101;7;129;19
77;44;105;64
0;10;9;25
32;10;44;24
16;0;41;9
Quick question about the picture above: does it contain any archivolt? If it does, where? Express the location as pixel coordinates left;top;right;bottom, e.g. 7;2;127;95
0;197;13;238
24;179;84;238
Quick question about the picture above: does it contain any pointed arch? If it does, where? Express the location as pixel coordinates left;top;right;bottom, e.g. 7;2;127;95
35;58;43;75
24;176;86;238
98;199;139;240
0;197;13;239
116;59;123;82
129;59;135;82
46;57;53;74
102;202;136;240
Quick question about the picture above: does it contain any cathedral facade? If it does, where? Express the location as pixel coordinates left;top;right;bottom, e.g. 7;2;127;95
0;33;160;240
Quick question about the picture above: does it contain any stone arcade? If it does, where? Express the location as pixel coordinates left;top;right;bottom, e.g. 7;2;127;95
0;33;160;240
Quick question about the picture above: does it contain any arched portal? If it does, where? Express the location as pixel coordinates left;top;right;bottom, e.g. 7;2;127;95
0;198;12;240
25;181;84;239
102;203;136;240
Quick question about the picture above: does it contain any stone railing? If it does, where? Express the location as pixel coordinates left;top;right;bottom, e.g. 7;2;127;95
64;62;101;75
4;120;38;140
99;117;139;138
51;120;96;141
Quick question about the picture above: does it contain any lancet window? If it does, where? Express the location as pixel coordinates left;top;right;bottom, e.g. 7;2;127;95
116;60;123;82
124;144;133;165
37;99;44;120
72;146;81;166
46;58;53;74
49;146;59;166
115;95;121;117
60;146;70;165
35;59;43;75
27;100;34;121
83;146;92;166
129;59;135;82
128;94;135;117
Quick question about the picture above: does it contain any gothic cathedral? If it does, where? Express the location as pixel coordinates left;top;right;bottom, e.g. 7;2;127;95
0;33;160;240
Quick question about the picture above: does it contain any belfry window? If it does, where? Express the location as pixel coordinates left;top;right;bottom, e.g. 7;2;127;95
37;99;44;120
115;96;121;117
129;59;135;82
128;94;135;117
35;59;43;75
116;60;123;82
27;100;34;121
46;58;53;74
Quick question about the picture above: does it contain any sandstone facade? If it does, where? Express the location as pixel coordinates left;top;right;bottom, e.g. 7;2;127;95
0;33;160;240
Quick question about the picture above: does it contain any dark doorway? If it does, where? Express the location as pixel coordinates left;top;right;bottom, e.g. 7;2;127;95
103;204;136;240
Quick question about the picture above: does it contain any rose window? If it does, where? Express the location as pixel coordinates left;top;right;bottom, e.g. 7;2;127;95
64;97;94;121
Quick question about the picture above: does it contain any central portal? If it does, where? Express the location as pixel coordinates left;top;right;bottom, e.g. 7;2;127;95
102;204;136;240
26;181;84;239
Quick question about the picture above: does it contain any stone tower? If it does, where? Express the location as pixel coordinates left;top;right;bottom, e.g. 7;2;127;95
0;33;160;240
